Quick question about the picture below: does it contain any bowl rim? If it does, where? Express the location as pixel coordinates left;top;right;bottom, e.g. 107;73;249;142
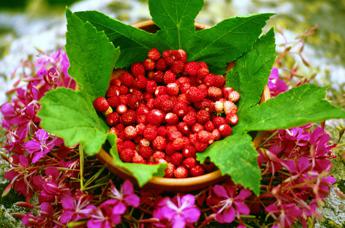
96;20;271;191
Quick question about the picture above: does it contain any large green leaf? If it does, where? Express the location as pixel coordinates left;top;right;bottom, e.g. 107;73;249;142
66;10;119;99
38;88;108;155
108;134;167;187
227;29;276;113
148;0;203;49
197;133;261;195
188;14;273;74
76;11;160;68
237;84;345;132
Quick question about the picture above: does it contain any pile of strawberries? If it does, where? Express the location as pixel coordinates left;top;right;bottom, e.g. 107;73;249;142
93;48;240;178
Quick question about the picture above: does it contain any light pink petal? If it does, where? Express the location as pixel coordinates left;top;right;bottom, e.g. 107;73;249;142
182;207;201;223
112;202;127;215
35;129;49;141
61;195;75;210
180;194;196;207
24;140;41;154
124;194;140;207
153;206;175;220
87;219;105;228
172;214;186;228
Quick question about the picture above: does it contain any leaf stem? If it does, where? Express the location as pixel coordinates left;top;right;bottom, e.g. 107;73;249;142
79;144;84;191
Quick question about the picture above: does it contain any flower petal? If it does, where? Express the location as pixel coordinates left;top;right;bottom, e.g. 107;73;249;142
124;194;140;207
213;185;228;198
215;207;235;224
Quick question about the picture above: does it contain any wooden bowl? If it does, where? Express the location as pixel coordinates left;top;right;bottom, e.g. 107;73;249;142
96;20;271;192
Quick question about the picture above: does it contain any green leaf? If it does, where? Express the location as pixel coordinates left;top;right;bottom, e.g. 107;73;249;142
148;0;203;49
76;11;160;68
197;133;261;195
237;84;345;131
66;10;119;100
109;135;167;187
227;29;276;113
38;88;108;155
188;14;273;74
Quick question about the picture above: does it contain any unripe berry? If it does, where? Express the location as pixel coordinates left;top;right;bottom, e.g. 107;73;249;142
223;101;237;115
177;49;187;62
139;138;150;147
215;100;224;113
219;124;232;137
208;86;222;99
124;126;137;139
148;48;161;61
228;90;240;103
174;166;188;178
93;97;110;112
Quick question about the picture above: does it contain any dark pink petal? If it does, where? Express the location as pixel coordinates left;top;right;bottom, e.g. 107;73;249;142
35;129;49;141
234;201;250;215
112;202;127;215
236;189;251;200
121;180;134;195
61;195;75;210
24;140;41;154
213;185;228;198
60;211;73;224
215;206;235;223
110;213;122;225
124;194;140;207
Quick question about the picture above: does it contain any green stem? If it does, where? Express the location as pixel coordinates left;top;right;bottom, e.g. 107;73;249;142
79;144;85;191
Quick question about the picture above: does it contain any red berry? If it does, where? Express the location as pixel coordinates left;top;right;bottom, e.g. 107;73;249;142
170;60;184;74
143;125;158;141
148;48;161;61
121;110;136;125
190;165;205;177
163;70;176;84
146;80;157;94
124;126;137;139
93;97;110;112
183;111;197;126
164;163;175;178
132;153;145;164
119;72;134;87
170;152;183;166
153;71;164;82
134;75;147;89
153;136;167;150
166;83;179;96
118;140;136;151
196;110;210;124
171;138;187;151
139;138;150;147
116;104;127;114
167;130;183;141
131;63;145;77
165;112;179;125
157;126;167;137
152;151;166;162
178;122;190;135
198;130;214;144
219;124;232;137
183;157;197;169
182;145;196;158
226;113;239;125
160;98;175;112
197;62;209;77
204;120;215;132
174;166;188;178
155;86;167;96
143;58;155;71
173;101;189;117
176;49;187;62
186;87;206;103
223;87;234;99
107;96;120;107
119;149;135;162
212;129;221;140
147;109;164;125
192;123;204;133
156;58;167;71
208;86;222;99
194;142;208;152
212;116;226;127
184;62;200;76
214;75;225;87
106;112;119;126
138;145;153;159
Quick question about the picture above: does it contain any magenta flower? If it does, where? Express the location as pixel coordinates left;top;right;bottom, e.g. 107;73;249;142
207;183;251;224
24;129;63;163
87;207;113;228
268;68;288;96
266;202;302;228
153;194;201;228
60;192;95;224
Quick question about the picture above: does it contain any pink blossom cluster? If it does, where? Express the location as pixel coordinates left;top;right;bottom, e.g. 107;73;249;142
0;50;336;228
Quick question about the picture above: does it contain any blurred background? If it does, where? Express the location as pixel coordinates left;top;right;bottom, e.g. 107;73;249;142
0;0;344;227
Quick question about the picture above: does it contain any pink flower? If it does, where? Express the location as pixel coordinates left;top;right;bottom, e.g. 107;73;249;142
87;207;113;228
60;192;95;224
153;194;201;228
207;183;251;224
24;129;63;163
266;202;302;228
268;68;288;96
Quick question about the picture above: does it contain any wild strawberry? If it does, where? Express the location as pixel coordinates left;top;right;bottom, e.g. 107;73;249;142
155;86;167;96
186;87;206;103
222;87;234;99
223;101;237;114
204;74;217;87
134;75;147;89
106;112;119;126
131;62;145;77
190;165;205;177
204;120;215;132
165;112;179;125
163;50;175;65
170;153;183;166
194;142;208;152
173;101;189;117
214;75;225;87
177;76;190;85
183;111;197;126
156;58;167;71
153;71;164;82
171;138;186;151
115;123;125;134
212;116;226;127
152;151;166;161
226;113;239;125
198;84;208;96
170;60;184;74
182;157;197;169
143;58;155;71
147;109;164;125
198;130;214;144
163;70;176;84
138;145;153;159
135;123;146;135
214;99;224;113
153;136;167;150
119;149;135;162
182;145;196;158
139;138;150;147
197;62;209;77
177;122;190;135
119;94;129;104
160;98;175;112
148;48;161;61
157;126;167;137
166;83;179;96
146;80;157;94
132;153;145;164
124;126;137;139
189;133;198;144
196;110;210;124
110;77;122;86
119;72;134;87
118;140;136;151
184;62;200;76
107;96;121;108
164;163;175;178
208;86;222;99
121;110;136;125
179;82;191;94
174;166;188;178
192;123;204;133
219;124;232;137
143;125;158;141
176;49;187;62
228;90;240;103
93;97;110;112
212;129;221;140
167;129;183;141
196;99;215;112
